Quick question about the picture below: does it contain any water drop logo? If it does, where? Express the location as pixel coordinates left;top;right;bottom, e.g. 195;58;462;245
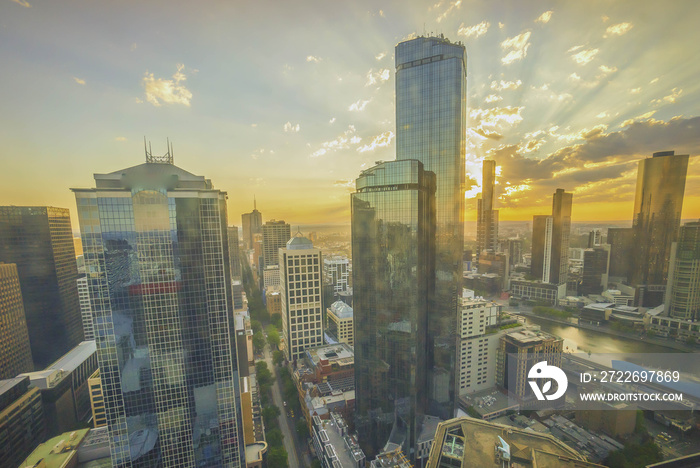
528;361;568;401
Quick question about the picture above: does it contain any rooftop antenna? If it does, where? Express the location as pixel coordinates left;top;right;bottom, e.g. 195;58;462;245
254;195;257;210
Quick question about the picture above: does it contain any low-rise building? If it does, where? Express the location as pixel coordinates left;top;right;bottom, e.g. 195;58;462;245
311;413;365;468
0;376;46;467
19;341;98;437
265;285;282;316
326;301;354;347
425;417;605;467
511;280;567;305
263;264;281;289
19;426;111;467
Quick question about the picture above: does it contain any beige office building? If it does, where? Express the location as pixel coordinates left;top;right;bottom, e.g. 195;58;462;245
279;235;323;361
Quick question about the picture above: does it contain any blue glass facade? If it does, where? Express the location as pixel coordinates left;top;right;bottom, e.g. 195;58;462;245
396;36;467;418
73;161;243;467
352;159;435;458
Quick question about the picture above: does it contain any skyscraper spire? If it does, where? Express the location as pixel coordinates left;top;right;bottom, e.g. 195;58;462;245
254;195;257;211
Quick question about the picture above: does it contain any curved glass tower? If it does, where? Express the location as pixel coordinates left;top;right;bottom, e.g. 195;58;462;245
352;159;435;458
396;35;467;419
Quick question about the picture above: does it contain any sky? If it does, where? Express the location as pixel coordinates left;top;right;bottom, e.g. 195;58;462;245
1;0;699;227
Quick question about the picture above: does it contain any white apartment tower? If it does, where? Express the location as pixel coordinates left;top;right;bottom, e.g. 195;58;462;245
280;234;323;361
459;294;503;395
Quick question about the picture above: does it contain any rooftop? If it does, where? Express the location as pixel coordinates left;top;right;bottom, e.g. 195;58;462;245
505;329;560;345
329;300;353;319
306;343;354;368
20;341;96;389
426;417;605;468
20;428;91;467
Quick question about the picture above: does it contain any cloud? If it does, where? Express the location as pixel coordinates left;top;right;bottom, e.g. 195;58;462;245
11;0;31;7
329;117;336;124
630;87;641;94
435;0;462;23
599;65;618;75
142;63;192;107
568;73;581;82
311;125;361;157
485;94;502;103
365;68;390;86
651;87;683;105
375;52;386;61
115;137;127;142
567;45;584;53
605;22;634;37
348;99;371;111
490;79;522;91
620;111;656;127
283;121;300;133
73;77;86;85
357;131;394;153
535;11;553;24
457;20;490;39
570;48;599;65
500;31;531;65
486;116;700;209
471;106;524;127
306;55;321;63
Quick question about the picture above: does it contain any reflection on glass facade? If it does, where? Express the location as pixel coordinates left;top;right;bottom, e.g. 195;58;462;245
631;151;689;302
395;35;466;418
352;159;435;458
0;206;83;368
72;158;243;467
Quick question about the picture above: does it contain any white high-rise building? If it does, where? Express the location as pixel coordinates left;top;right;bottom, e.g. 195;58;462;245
323;256;350;295
280;234;323;361
459;294;503;395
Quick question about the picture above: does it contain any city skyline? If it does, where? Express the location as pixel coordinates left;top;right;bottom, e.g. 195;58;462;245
2;1;699;227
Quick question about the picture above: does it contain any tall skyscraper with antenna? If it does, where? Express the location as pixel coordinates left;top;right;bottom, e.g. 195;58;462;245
72;144;244;468
241;197;262;251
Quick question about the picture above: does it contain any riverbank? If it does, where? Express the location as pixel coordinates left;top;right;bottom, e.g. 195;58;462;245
514;310;697;353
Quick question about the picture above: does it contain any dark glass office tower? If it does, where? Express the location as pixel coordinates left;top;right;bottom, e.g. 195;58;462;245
352;159;435;459
0;263;34;379
477;160;499;260
261;220;291;268
530;190;572;285
0;206;83;368
241;200;262;251
630;151;689;306
72;152;243;468
580;247;610;296
395;35;466;419
608;227;634;280
550;189;573;285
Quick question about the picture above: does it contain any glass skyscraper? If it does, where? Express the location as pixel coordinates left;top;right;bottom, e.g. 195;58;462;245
0;206;83;368
72;153;243;467
395;35;467;418
352;159;436;458
477;160;498;260
665;221;700;321
630;151;689;306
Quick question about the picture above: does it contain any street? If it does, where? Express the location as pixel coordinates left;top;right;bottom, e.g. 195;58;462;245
262;344;301;468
